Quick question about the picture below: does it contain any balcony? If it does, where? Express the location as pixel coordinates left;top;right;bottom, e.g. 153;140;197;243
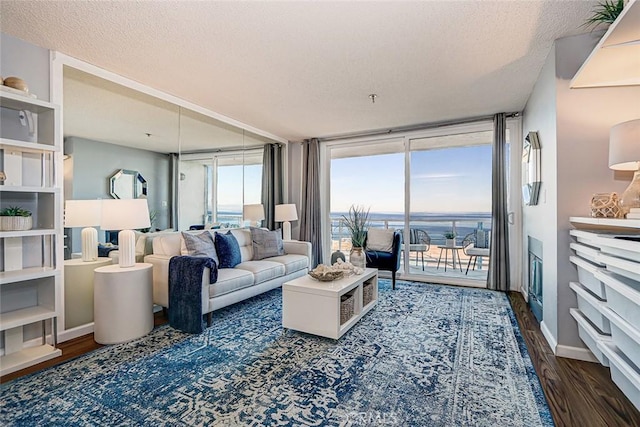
330;213;491;283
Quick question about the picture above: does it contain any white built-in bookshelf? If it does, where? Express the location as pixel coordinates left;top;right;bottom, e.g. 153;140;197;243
0;90;62;376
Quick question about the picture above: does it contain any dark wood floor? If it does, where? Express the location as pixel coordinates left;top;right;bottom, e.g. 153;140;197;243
508;292;640;427
2;294;639;426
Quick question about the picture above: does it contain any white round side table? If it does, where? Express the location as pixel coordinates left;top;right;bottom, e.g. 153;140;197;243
94;263;153;345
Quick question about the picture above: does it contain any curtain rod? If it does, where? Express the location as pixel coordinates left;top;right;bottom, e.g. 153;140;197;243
316;112;520;143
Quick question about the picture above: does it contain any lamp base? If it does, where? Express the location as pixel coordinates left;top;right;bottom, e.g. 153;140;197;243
81;227;98;262
620;171;640;217
118;229;136;268
282;221;292;240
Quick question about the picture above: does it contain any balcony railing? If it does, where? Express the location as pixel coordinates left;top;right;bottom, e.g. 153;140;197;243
330;213;491;279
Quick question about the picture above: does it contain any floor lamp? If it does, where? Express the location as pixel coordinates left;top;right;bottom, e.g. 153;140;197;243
100;199;150;268
64;200;102;262
275;204;298;241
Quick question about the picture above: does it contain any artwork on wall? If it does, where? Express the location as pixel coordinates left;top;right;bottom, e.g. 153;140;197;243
522;131;541;206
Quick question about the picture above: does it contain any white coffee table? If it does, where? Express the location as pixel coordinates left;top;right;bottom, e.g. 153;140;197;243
282;268;378;339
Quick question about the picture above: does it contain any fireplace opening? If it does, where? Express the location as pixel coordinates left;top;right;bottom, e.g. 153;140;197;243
528;237;543;323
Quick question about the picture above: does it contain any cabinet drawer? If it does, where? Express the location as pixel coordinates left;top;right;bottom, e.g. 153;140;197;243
570;242;604;266
570;256;607;299
595;270;640;326
598;341;640;411
602;306;640;370
569;282;610;334
570;308;612;366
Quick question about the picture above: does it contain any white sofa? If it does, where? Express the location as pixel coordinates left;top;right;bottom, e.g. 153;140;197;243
144;228;312;322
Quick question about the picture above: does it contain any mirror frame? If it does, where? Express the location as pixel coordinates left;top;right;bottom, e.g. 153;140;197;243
109;168;148;199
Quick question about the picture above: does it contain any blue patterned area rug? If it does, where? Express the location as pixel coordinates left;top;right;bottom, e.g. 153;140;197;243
2;280;553;426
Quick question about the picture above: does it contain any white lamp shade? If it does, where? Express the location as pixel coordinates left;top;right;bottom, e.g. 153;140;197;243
100;199;151;230
275;204;298;222
243;204;265;221
609;119;640;171
64;200;102;227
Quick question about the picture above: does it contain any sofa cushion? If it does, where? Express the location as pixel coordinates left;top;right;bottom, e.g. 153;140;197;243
215;231;242;268
235;260;285;285
208;268;254;298
230;229;253;262
181;232;218;263
265;254;309;275
152;233;183;257
250;227;285;260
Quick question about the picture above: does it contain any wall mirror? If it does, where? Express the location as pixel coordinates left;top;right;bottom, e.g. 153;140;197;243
522;131;541;206
61;64;285;247
109;168;147;199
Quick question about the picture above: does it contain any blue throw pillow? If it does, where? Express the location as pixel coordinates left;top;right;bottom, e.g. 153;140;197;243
214;231;242;268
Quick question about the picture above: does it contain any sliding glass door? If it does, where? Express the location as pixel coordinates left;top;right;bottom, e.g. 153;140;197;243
407;128;493;283
324;119;521;288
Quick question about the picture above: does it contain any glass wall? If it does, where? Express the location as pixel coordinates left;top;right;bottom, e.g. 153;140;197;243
326;123;504;287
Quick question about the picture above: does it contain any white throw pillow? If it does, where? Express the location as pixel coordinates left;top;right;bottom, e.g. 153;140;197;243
366;228;395;252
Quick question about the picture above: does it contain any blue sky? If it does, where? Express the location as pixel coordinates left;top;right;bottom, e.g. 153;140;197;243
331;144;492;213
217;164;262;211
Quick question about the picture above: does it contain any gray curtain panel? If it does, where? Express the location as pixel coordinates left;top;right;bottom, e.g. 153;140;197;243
261;143;284;230
488;113;510;291
299;138;323;268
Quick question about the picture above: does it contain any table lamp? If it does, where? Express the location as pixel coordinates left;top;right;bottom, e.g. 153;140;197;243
275;204;298;240
100;199;150;268
243;204;265;227
64;200;102;262
609;119;640;217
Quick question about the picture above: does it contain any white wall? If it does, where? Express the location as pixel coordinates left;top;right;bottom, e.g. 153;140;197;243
522;31;640;354
0;33;50;101
522;45;558;342
287;142;303;240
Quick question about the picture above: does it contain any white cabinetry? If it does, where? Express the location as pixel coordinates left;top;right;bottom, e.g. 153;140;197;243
0;91;62;376
569;217;640;410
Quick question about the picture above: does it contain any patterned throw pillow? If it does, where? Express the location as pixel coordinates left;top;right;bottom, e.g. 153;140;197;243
250;227;285;260
214;231;242;268
180;232;218;264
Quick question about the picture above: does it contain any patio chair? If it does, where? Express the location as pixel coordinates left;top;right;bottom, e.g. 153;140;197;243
365;230;402;290
462;230;490;275
400;228;431;270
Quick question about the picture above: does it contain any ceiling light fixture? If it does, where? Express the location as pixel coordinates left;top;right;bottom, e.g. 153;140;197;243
369;94;377;104
145;133;152;137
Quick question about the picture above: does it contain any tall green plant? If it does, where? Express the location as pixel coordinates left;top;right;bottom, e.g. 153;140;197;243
341;205;370;248
582;0;625;30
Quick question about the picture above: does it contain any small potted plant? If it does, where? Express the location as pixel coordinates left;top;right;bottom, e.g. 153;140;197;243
0;206;33;231
341;205;370;269
444;230;457;247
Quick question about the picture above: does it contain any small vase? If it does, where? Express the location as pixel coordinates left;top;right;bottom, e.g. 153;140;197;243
349;247;366;270
446;238;455;247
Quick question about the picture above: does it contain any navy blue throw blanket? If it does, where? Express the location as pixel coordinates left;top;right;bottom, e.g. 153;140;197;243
168;256;218;334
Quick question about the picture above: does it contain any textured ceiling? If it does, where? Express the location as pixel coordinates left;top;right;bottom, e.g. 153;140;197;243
0;1;599;142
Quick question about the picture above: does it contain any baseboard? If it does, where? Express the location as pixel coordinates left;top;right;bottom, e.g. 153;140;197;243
519;287;528;302
556;344;598;363
58;323;94;343
540;321;557;353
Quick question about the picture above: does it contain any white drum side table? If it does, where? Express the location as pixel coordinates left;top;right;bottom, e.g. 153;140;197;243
64;257;113;330
94;263;153;345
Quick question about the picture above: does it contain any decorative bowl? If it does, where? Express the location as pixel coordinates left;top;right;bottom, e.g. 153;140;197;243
308;270;344;282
